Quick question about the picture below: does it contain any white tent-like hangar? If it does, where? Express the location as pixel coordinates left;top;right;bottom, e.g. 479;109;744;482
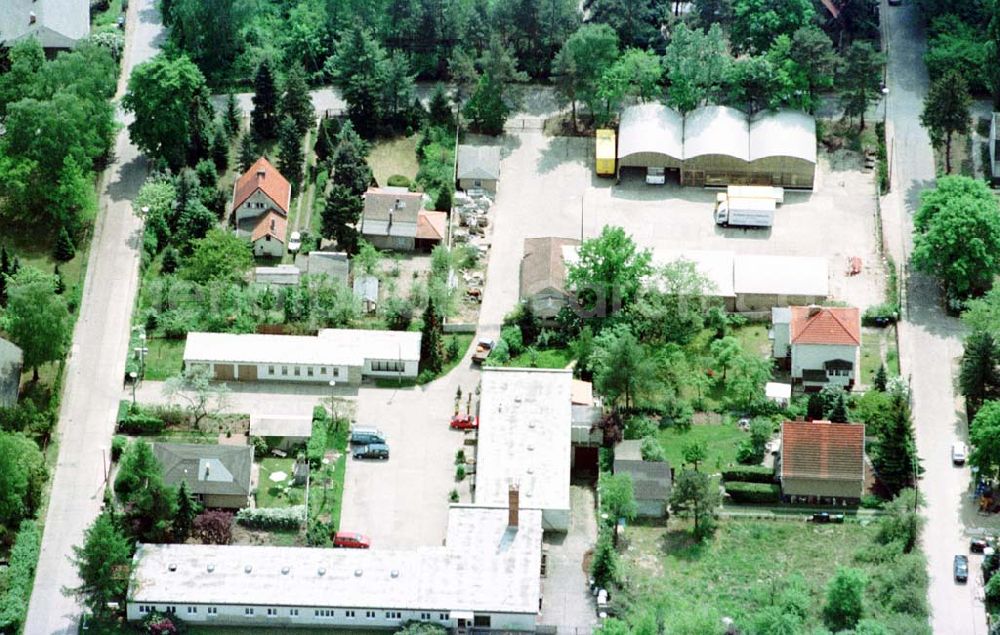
615;104;817;189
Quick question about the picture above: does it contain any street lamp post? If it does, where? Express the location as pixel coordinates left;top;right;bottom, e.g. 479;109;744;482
328;380;338;430
129;371;138;407
135;332;148;382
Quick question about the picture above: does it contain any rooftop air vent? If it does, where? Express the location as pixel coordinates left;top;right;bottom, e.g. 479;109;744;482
244;565;253;574
318;567;326;576
390;570;399;578
168;563;177;572
354;569;363;577
207;564;215;573
281;566;290;575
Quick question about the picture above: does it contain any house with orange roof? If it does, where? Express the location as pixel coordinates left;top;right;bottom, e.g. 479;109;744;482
779;420;865;503
772;305;861;390
232;157;291;256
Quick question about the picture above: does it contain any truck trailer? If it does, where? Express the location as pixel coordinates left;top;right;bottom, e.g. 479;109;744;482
714;193;775;228
725;185;784;205
595;129;616;177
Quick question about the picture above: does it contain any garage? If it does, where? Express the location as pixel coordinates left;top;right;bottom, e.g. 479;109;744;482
213;364;235;381
238;364;258;381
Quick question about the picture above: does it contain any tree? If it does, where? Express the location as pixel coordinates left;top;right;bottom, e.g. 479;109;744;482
839;41;883;131
380;52;417;131
427;84;453;128
911;177;1000;302
681;442;708;472
0;432;46;530
960;331;999;413
164;366;231;429
238;134;256;173
52;154;99;234
590;528;618;587
599;472;638;539
590;324;663;410
709;336;741;380
552;25;620;125
823;567;866;631
2;267;70;380
165;0;246;78
456;37;527;134
179;229;253;284
54;226;76;262
210;123;230;172
463;73;510;136
251;60;279;141
173;481;201;542
122;54;212;170
874;364;888;392
584;0;662;48
827;391;849;423
663;24;733;113
277;116;304;193
420;295;445;374
971;401;1000;481
330;121;372;197
193;510;233;544
72;512;132;619
567;226;652;319
669;469;720;540
596;48;663;120
223;92;241;139
0;39;44;116
872;393;917;496
327;27;387;138
321;184;363;254
280;63;315;138
920;70;971;174
875;488;922;553
640;436;667;462
731;0;816;54
790;25;838;110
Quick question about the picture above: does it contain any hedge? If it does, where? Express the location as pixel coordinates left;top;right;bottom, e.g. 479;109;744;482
118;412;165;435
235;505;305;531
306;415;328;466
724;481;782;504
0;520;41;630
721;465;777;484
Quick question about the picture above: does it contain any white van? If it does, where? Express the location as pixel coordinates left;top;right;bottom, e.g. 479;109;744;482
952;442;967;465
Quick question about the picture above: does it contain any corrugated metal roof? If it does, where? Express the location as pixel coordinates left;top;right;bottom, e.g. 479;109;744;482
749;110;817;163
682;105;750;161
183;329;421;367
618;104;684;162
734;255;829;297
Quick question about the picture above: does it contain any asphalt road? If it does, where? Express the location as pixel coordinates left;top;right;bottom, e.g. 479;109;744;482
23;1;162;632
881;1;987;632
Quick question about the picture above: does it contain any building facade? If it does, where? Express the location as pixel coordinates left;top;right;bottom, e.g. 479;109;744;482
773;306;861;390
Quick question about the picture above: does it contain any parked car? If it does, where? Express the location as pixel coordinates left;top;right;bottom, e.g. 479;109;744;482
971;538;991;554
288;231;302;252
450;414;478;430
952;442;968;465
954;554;969;583
810;512;845;524
471;338;494;364
332;531;371;549
354;443;389;460
349;427;385;445
116;15;125;29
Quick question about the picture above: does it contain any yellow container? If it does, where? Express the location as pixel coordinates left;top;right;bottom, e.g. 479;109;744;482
595;129;616;176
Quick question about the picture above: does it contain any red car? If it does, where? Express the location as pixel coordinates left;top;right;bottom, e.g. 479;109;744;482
332;532;371;549
450;414;479;430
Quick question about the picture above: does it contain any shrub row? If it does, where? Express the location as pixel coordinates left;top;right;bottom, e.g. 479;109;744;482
720;465;776;484
0;521;42;631
724;481;781;504
118;412;165;435
235;505;305;531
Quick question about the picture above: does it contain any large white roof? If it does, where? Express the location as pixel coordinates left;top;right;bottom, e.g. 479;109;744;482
618;104;684;162
183;329;421;367
475;369;572;516
682;106;750;160
128;506;542;615
749;110;817;163
734;255;829;297
655;250;736;298
0;0;89;49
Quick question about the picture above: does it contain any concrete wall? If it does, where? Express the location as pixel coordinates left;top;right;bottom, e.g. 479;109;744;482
366;233;416;251
735;293;825;313
252;235;284;258
459;177;497;193
542;508;571;532
127;604;537;631
791;343;858;383
207;362;358;385
235;190;282;231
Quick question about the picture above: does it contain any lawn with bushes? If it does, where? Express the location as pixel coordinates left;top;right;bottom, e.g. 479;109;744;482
656;422;747;474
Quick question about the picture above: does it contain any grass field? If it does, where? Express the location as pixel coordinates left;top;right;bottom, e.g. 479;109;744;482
309;426;349;530
656;421;746;474
256;458;300;508
860;327;900;386
503;346;574;369
368;135;420;187
732;322;771;357
142;337;185;380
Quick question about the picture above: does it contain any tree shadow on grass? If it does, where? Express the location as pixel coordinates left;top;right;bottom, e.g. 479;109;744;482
659;526;708;562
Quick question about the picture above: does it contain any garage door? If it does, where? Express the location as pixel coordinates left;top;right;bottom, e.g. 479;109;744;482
214;364;235;381
238;365;258;381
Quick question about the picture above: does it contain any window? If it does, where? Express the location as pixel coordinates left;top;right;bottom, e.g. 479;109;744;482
294;366;301;376
371;360;404;373
166;606;176;614
307;367;314;377
331;367;339;378
345;610;356;618
207;607;218;615
138;605;151;614
474;616;492;627
420;612;431;620
365;611;376;619
439;613;448;620
186;606;198;614
320;367;327;375
474;179;482;187
267;608;278;617
386;611;402;619
245;607;254;616
268;365;275;375
281;366;288;376
290;608;299;617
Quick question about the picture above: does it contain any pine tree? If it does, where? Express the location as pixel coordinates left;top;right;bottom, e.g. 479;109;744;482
238;133;257;173
328;26;387;138
321;184;363;254
72;512;132;619
330;121;372;196
828;392;849;423
960;331;1000;414
172;481;201;543
874;365;888;392
53;265;65;294
313;116;340;167
920;70;971;174
807;392;825;420
420;295;445;374
224;92;242;139
251;60;279;141
54;226;76;262
280;63;315;137
427;83;454;128
873;393;917;496
277;116;304;194
210;123;230;172
161;246;180;275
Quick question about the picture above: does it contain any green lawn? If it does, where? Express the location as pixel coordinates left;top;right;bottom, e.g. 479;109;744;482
142;338;185;380
256;458;301;509
503;347;574;370
732;323;770;357
91;0;124;32
309;426;349;530
656;421;746;474
860;327;900;386
368;135;420;187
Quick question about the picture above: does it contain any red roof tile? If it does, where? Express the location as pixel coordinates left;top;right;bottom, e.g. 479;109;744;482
251;210;287;243
416;210;447;241
233;157;291;215
790;306;860;346
781;421;864;482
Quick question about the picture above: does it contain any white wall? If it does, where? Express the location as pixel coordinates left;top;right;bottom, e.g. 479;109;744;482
772;322;790;358
791;343;858;383
127;603;537;631
235;190;282;230
253;235;284;258
253;363;353;383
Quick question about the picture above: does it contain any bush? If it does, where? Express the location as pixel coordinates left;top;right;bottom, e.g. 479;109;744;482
500;325;524;356
0;521;41;631
119;413;165;435
193;510;233;545
624;415;657;440
455;449;466;465
235;505;305;531
448;489;459;502
721;465;776;483
111;435;127;462
306;417;328;466
862;303;899;326
860;494;884;509
640;436;667;462
386;174;411;188
724;481;781;503
455;464;466;481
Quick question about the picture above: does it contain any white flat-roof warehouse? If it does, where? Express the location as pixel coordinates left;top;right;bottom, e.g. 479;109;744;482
127;506;543;630
183;329;421;384
475;368;573;531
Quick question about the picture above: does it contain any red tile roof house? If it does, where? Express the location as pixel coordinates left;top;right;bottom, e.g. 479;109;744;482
232;157;292;258
772;306;861;391
779;420;865;504
359;187;446;252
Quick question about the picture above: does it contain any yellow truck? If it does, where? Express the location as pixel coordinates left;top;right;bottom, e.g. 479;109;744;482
595;129;616;177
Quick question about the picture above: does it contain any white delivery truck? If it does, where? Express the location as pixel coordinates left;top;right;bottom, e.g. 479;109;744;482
714;193;775;228
725;185;784;205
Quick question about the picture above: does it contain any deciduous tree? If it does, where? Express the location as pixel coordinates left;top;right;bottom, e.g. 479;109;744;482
0;431;46;530
599;472;638;536
971;401;1000;481
823;567;867;631
731;0;816;54
72;512;132;619
590;324;663;410
179;229;253;284
669;469;720;540
193;510;233;544
164;366;231;429
960;331;999;414
920;69;971;174
552;25;620;125
2;267;70;380
663;24;732;113
567;225;652;318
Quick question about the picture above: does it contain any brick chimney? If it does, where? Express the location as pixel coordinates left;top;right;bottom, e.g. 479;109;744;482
808;305;822;317
508;484;519;528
